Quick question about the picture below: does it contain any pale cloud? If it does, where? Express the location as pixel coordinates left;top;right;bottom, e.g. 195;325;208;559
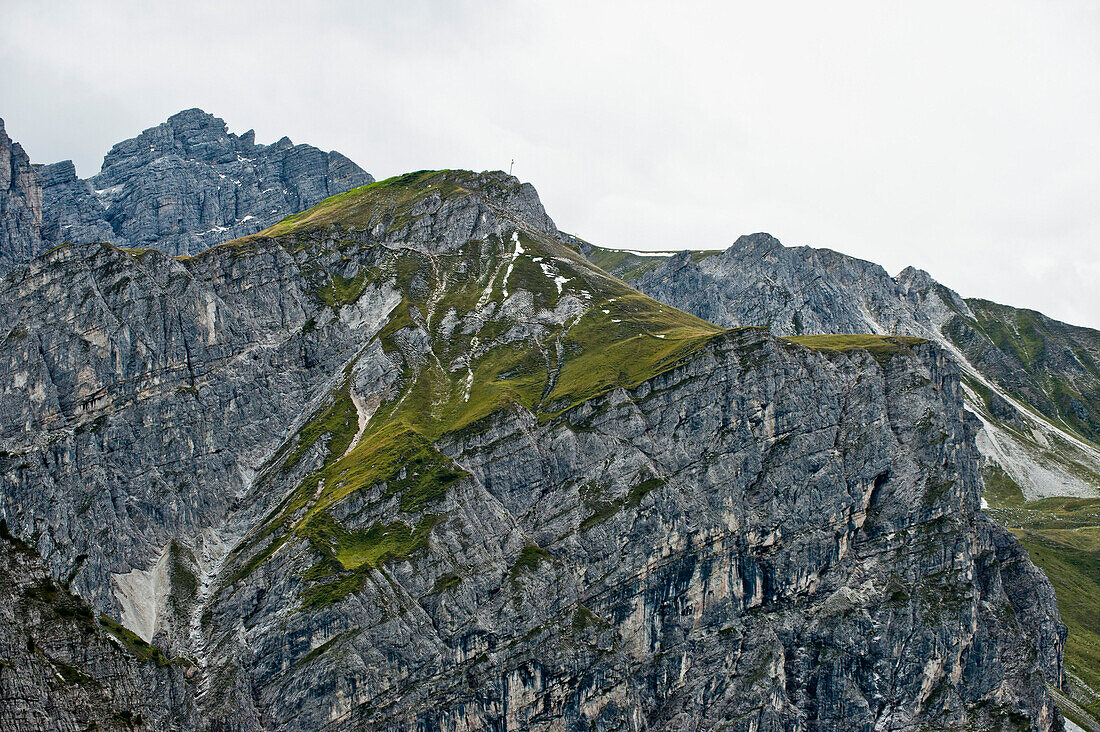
1;0;1097;327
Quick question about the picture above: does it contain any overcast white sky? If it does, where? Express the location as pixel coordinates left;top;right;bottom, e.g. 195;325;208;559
2;0;1097;327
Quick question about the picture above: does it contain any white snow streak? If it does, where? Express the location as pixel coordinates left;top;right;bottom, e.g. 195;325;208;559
501;231;524;300
462;337;479;402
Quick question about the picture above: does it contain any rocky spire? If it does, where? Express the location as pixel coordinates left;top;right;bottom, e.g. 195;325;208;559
0;118;43;273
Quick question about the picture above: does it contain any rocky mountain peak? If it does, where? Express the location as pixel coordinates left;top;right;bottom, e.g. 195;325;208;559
95;107;243;178
728;231;784;254
80;109;375;254
0;110;376;270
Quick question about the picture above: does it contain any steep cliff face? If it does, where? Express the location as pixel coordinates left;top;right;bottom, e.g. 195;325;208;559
37;159;124;250
593;234;1100;727
0;172;1067;730
0;525;198;730
0;118;42;272
1;109;373;269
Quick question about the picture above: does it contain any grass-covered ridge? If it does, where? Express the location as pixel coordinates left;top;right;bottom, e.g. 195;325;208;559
585;244;722;282
585;246;669;281
784;334;926;362
257;169;516;238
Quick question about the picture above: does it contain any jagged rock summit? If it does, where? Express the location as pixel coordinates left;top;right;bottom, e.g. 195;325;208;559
0;118;42;271
0;170;1069;730
0;108;374;269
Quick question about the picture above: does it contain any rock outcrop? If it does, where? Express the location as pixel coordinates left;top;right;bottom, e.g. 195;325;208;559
38;159;123;250
0;171;1067;730
0;118;42;272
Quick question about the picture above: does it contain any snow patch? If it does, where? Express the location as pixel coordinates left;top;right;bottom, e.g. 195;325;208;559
501;231;524;300
536;260;570;294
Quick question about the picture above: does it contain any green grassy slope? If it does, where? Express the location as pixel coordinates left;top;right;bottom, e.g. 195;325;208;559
947;299;1100;446
983;469;1100;726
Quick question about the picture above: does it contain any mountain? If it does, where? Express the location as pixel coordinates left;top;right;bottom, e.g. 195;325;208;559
0;171;1068;730
590;234;1100;727
0;109;374;270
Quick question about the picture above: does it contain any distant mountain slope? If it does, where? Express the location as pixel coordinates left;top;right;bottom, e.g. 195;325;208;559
947;298;1100;447
0;109;373;269
0;171;1066;730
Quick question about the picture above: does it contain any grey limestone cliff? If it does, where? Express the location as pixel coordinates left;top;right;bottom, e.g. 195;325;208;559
0;171;1069;730
0;118;42;272
0;524;198;730
609;234;1100;502
592;233;1100;729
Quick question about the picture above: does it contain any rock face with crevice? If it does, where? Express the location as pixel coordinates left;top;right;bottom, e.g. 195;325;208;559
0;171;1068;730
